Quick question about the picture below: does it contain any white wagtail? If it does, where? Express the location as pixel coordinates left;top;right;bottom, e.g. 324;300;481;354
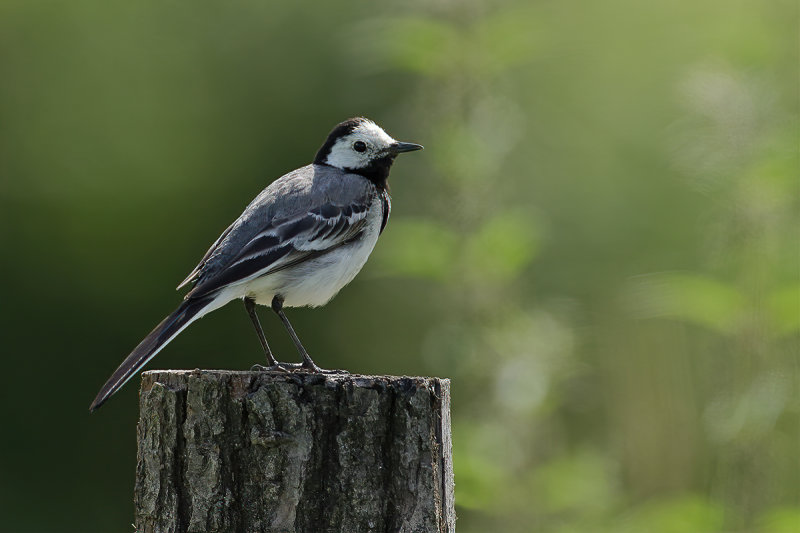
90;117;422;411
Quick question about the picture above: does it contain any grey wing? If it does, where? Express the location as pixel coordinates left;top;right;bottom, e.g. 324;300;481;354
184;200;371;299
177;220;237;290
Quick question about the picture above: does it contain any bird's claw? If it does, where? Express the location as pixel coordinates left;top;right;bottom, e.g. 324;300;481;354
250;361;350;375
250;363;291;373
299;358;351;374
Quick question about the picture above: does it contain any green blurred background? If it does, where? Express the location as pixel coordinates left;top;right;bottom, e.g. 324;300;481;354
1;0;797;531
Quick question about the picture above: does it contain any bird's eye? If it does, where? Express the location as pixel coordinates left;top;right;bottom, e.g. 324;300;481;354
353;141;367;152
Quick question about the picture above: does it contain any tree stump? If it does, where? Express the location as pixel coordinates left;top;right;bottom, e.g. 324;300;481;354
135;370;455;533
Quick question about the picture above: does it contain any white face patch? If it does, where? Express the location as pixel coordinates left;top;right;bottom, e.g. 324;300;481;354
324;120;397;170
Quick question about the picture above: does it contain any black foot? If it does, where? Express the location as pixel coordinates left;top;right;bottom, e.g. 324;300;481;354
250;363;291;373
251;361;350;374
305;362;350;375
296;357;355;374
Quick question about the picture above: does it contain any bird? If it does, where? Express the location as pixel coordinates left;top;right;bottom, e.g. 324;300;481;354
90;117;422;411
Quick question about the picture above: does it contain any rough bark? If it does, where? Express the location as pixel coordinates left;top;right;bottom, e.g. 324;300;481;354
134;370;455;533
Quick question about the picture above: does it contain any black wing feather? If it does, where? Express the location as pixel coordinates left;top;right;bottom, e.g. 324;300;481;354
185;201;370;299
177;220;237;290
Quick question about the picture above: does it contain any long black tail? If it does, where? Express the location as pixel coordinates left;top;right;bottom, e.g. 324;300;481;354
89;296;214;412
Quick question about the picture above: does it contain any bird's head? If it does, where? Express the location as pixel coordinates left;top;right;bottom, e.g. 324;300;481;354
314;117;422;182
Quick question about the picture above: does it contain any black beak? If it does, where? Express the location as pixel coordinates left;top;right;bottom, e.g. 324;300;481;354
389;141;424;154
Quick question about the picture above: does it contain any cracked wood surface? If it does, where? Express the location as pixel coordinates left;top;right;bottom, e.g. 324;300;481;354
135;370;454;533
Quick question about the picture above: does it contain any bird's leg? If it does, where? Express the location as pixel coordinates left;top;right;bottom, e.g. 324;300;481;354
243;297;283;368
271;295;325;372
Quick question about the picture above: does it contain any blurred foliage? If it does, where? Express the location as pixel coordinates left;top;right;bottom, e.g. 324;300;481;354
0;0;797;531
